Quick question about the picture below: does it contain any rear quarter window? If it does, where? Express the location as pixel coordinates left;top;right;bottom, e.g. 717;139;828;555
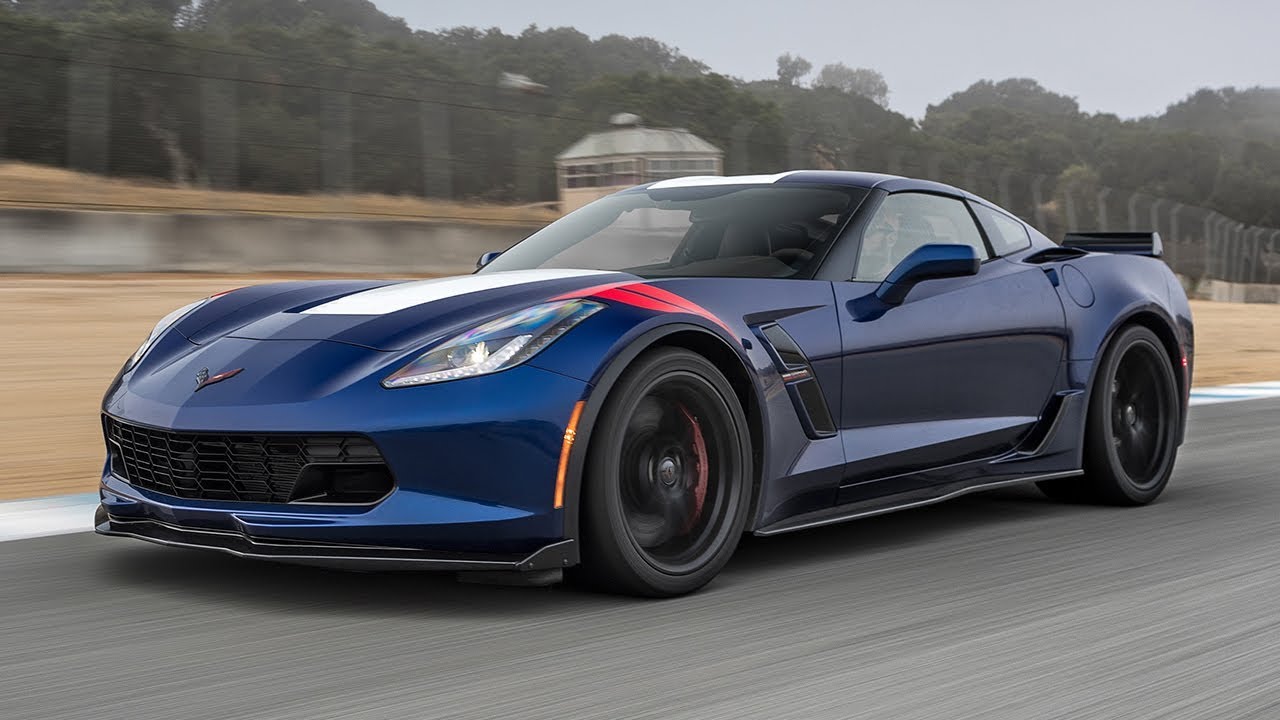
973;204;1032;256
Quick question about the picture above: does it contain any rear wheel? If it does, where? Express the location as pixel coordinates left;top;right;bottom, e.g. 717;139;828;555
1039;325;1179;505
579;348;752;597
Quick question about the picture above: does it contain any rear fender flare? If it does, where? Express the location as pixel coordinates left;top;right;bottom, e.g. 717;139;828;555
1076;302;1186;446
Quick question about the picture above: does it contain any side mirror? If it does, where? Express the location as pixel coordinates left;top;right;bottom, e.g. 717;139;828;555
476;251;502;270
875;243;980;306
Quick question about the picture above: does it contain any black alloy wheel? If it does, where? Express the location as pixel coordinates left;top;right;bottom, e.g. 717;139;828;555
1039;325;1180;505
1108;339;1174;488
579;347;752;597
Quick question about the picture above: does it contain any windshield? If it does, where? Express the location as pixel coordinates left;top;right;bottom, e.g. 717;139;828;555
479;184;868;279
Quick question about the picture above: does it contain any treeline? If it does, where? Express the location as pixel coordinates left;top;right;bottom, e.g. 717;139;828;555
2;0;1279;229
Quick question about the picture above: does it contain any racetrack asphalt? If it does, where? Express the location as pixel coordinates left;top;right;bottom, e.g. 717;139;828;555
2;399;1278;720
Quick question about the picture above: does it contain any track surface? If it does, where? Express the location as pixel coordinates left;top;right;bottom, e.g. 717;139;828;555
3;400;1278;720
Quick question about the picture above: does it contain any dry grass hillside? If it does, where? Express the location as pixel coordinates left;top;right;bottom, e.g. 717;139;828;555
0;162;560;224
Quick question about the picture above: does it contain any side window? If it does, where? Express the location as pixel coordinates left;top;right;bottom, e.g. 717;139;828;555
972;204;1032;256
854;193;990;281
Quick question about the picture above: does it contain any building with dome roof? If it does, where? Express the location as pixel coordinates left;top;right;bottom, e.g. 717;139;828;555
555;115;723;213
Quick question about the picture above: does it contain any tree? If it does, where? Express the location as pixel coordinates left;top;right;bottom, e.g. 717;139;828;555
4;2;1280;225
926;78;1080;120
0;7;68;166
1053;164;1102;230
775;53;811;86
591;34;708;78
919;77;1086;182
186;0;306;31
746;75;911;171
11;0;188;20
813;63;889;107
1159;86;1280;149
302;0;410;37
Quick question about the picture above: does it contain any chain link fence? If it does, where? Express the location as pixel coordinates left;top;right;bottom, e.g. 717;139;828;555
4;28;1278;285
781;149;1280;286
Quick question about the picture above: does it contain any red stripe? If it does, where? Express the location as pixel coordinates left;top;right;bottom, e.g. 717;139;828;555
549;280;639;301
622;284;734;335
622;284;701;312
556;280;736;338
592;286;686;313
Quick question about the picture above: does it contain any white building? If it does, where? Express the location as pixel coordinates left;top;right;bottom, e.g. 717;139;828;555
555;115;723;213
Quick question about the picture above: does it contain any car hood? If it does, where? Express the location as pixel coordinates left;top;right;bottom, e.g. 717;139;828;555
187;269;634;352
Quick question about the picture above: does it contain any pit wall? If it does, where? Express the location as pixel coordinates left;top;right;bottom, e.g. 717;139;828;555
3;209;1279;304
1180;276;1280;304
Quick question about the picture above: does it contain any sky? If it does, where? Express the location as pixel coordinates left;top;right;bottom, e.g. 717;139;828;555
374;0;1278;120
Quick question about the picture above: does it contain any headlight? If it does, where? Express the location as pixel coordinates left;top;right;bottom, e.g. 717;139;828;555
123;298;207;370
383;299;605;388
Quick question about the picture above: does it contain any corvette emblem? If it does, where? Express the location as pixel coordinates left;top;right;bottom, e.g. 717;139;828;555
194;367;243;392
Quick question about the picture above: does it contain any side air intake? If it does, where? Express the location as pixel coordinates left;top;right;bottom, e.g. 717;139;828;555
755;323;836;439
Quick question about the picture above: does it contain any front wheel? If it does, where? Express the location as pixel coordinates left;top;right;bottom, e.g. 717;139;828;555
1039;325;1180;505
579;347;753;597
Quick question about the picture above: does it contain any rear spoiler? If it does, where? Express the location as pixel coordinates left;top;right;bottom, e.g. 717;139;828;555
1061;231;1163;258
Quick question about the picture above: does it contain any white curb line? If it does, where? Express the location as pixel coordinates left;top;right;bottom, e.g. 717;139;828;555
1188;381;1280;406
0;493;100;542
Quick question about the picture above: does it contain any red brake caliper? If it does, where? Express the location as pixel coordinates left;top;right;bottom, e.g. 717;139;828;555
678;404;709;532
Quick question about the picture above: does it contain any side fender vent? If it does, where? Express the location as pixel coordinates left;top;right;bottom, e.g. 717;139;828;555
754;323;836;439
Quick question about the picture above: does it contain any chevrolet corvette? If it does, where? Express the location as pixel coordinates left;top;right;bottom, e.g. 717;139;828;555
96;171;1193;596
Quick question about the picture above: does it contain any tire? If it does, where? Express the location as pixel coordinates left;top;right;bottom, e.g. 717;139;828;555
1038;325;1180;505
578;347;753;597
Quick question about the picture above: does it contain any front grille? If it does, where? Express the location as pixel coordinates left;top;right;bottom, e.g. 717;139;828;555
103;416;388;504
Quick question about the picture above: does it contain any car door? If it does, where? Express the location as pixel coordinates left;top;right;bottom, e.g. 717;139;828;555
831;191;1067;500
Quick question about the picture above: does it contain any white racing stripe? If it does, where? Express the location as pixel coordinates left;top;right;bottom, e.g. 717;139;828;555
303;268;612;316
0;493;99;542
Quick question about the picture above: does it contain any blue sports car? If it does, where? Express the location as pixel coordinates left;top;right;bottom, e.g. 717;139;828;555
96;171;1193;597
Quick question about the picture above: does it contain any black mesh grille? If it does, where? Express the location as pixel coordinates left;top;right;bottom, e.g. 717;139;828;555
103;416;386;503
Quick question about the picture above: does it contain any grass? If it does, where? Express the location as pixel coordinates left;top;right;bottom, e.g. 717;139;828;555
0;161;560;225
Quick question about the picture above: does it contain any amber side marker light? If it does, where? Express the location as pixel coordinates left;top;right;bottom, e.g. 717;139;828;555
554;401;586;509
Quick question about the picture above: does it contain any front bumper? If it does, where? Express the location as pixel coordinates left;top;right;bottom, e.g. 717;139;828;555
95;504;578;572
100;362;592;563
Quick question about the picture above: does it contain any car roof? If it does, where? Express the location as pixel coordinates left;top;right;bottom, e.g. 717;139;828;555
628;170;986;202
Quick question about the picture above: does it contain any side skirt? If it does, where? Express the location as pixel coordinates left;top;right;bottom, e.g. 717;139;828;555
752;469;1083;537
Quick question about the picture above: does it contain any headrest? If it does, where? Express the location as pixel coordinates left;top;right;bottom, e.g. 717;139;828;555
720;224;771;257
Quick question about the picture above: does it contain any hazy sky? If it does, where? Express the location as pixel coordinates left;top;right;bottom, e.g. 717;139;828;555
375;0;1277;119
